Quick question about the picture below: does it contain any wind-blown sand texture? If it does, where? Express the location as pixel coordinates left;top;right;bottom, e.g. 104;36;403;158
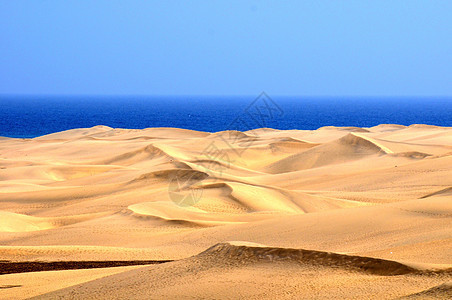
0;124;451;299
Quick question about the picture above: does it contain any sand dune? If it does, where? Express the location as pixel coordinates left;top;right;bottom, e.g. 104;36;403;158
197;242;422;275
0;125;451;299
0;211;53;232
27;242;451;299
264;133;390;173
401;282;452;299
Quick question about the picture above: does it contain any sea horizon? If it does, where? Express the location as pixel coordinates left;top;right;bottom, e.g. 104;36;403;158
1;95;451;138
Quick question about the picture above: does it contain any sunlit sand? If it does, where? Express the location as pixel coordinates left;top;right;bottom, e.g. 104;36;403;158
0;125;451;299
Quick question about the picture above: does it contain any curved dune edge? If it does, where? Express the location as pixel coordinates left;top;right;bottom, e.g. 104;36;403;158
97;144;171;166
401;282;452;299
126;202;243;226
195;242;452;276
0;211;54;232
126;179;366;222
420;186;452;199
263;133;392;174
0;211;111;233
350;132;394;154
126;200;292;226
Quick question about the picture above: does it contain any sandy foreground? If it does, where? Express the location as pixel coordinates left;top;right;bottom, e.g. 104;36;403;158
0;124;451;299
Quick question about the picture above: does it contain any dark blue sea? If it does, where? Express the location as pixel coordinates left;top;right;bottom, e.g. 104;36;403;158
0;95;451;138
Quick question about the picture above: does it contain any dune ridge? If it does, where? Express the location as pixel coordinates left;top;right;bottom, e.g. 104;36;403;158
401;282;452;299
26;242;452;300
196;242;426;276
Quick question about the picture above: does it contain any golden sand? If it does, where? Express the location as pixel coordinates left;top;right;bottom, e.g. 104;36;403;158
0;125;451;299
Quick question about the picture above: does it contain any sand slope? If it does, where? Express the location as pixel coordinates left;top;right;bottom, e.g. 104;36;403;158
0;125;451;299
31;242;451;299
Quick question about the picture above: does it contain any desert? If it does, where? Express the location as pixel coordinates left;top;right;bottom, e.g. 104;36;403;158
0;124;451;299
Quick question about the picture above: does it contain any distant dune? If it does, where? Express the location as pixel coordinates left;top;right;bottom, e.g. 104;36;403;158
0;125;451;299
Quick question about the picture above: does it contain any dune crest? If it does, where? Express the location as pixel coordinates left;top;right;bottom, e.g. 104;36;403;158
26;242;452;299
401;282;452;299
195;242;451;276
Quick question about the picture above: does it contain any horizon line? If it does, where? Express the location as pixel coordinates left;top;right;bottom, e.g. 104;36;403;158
1;93;452;99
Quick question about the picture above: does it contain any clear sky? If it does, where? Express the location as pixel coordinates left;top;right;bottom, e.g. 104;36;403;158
1;1;451;96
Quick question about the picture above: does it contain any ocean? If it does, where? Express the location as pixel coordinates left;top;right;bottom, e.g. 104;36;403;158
0;95;451;138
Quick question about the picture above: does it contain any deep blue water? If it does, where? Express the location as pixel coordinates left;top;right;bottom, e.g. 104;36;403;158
0;95;451;138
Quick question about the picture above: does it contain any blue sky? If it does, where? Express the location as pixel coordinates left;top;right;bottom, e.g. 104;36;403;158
1;1;451;96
